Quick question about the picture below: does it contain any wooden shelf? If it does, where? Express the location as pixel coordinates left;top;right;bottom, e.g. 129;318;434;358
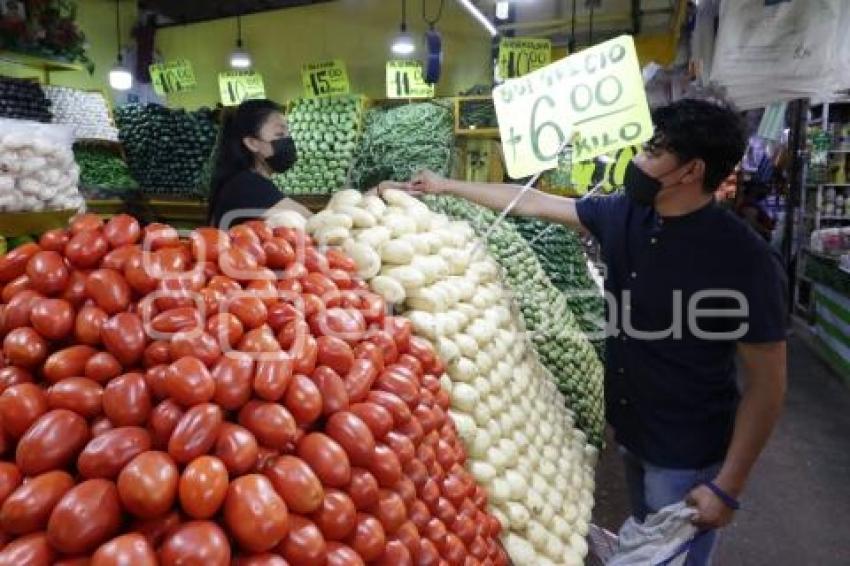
0;50;85;73
455;128;500;139
0;209;77;237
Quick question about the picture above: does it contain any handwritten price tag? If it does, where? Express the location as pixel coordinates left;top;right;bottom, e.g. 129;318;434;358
301;60;351;98
493;35;652;179
386;61;435;99
149;59;196;96
218;71;266;107
498;38;551;79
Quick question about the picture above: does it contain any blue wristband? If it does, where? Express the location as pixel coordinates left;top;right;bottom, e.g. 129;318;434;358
704;481;741;510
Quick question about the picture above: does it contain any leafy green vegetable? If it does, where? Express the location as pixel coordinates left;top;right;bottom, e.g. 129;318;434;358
424;194;606;446
351;101;454;190
74;146;137;191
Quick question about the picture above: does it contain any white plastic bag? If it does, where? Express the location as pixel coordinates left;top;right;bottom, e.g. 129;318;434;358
606;502;699;566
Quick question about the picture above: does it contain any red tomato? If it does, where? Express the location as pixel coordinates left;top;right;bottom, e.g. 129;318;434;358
103;214;141;248
374;539;412;566
345;467;379;511
408;499;431;531
3;327;47;369
452;515;476;545
190;227;230;263
211;354;254;411
354;342;384;377
284;374;323;426
26;251;69;295
311;489;357;541
368;444;402;488
316;335;354;375
311;366;349;416
254;357;294;402
143;223;180;250
266;303;302;332
325;411;375;467
309;308;365;343
263;238;295;269
294;335;318;375
38;229;70;252
30;298;74;341
214;423;259;477
1;275;31;303
208;312;245;347
296;433;351;488
223;475;290;553
325;248;357;272
366;392;411;429
265;455;325;514
343;358;378;403
384;431;416;465
364;330;398;365
65;230;108;269
278;515;326;566
375;368;420;408
403;460;429;490
346;513;386;561
0;243;40;283
238;401;297;451
304;247;330;274
371;489;407;534
417;539;441;566
385;317;412;353
3;289;44;332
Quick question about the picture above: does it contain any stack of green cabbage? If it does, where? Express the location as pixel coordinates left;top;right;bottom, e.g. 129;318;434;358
351;102;454;190
423;195;605;446
275;95;362;195
116;104;218;194
74;146;138;192
509;217;605;359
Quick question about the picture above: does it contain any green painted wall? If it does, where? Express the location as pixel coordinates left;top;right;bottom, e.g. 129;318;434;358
1;1;493;108
156;0;493;108
0;0;137;96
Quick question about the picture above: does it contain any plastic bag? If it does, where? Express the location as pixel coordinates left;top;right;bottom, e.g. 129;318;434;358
606;502;700;566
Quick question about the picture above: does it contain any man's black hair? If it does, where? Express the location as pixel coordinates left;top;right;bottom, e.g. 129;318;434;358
650;99;747;192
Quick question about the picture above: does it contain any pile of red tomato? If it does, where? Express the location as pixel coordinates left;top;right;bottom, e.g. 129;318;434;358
0;214;507;565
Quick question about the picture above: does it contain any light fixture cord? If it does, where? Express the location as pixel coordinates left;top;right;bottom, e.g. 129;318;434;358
115;0;122;62
401;0;407;31
569;0;577;52
237;15;243;47
422;0;445;29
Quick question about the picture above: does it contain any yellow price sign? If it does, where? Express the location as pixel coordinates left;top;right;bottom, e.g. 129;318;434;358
386;61;435;99
301;60;350;97
498;38;551;79
149;59;196;96
218;71;267;107
493;35;652;179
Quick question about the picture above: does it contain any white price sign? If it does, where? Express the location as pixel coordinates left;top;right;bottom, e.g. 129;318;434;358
493;35;653;179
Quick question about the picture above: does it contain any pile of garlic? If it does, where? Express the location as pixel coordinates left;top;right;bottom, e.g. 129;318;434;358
45;86;119;142
0;121;84;213
299;189;598;566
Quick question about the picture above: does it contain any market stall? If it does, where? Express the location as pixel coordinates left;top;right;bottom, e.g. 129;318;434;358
0;0;698;562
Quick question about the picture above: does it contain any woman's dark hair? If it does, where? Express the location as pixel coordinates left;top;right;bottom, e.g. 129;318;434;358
209;99;281;222
650;99;747;192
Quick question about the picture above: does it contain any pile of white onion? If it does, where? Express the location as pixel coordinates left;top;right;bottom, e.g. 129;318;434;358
284;189;598;566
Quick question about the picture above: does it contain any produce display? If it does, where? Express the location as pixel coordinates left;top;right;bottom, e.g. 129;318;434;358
509;217;605;358
44;86;120;142
422;195;605;446
457;86;497;131
0;120;84;213
74;146;138;191
116;104;218;193
0;78;51;123
303;189;598;565
0;213;509;564
275;95;363;196
351;102;454;190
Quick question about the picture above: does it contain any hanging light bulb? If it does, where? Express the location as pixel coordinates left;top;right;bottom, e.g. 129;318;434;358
109;60;133;91
391;0;416;56
109;0;132;91
495;1;511;21
229;15;253;69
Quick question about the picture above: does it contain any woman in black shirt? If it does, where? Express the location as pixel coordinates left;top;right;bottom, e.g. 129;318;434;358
209;99;304;228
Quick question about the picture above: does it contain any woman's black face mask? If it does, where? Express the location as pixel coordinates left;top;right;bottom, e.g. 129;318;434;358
265;136;298;173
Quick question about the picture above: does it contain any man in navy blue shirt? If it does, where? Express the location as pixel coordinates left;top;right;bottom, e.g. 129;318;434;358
410;99;787;564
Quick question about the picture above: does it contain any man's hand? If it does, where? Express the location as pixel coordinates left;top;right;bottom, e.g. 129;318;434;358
410;169;449;195
686;484;735;530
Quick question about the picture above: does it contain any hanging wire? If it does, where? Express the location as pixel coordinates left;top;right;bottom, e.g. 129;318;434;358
589;2;595;46
422;0;445;29
115;0;122;61
569;0;577;52
236;15;243;47
401;0;407;30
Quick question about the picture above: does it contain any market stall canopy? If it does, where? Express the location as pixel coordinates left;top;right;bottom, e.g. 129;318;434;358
138;0;336;26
